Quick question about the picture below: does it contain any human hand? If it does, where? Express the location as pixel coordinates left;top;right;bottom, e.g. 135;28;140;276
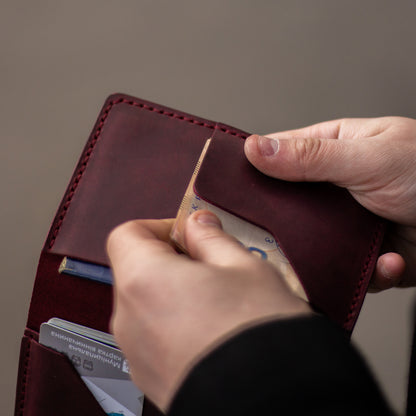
107;211;311;411
244;117;416;291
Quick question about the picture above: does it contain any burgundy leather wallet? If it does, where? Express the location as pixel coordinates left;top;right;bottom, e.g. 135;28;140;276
15;93;385;415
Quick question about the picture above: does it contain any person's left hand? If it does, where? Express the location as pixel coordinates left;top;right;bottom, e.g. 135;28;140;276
107;210;311;411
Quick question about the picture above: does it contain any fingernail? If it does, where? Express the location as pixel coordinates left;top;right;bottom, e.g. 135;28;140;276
379;262;395;285
257;136;279;156
195;212;222;228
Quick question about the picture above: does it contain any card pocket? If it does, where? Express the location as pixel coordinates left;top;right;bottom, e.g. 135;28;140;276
15;335;163;416
15;335;107;415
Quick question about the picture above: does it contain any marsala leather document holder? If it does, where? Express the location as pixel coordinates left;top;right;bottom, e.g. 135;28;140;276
15;93;385;415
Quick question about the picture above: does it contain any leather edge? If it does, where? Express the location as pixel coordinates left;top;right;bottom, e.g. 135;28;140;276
44;94;248;253
343;221;385;333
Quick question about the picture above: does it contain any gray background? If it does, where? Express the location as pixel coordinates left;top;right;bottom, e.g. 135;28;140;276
1;1;416;414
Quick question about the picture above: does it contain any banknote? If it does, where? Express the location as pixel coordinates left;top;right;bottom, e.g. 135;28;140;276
170;139;308;301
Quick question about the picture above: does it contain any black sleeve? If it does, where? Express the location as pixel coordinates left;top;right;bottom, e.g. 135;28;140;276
168;315;394;416
406;301;416;416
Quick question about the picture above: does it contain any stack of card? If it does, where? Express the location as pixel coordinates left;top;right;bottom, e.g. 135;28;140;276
40;318;144;416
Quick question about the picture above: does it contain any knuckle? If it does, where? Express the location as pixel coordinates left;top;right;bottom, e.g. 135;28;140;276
197;228;227;247
115;270;154;311
117;271;141;294
107;220;139;252
294;138;323;164
189;225;247;260
293;138;324;180
109;219;137;239
116;262;155;296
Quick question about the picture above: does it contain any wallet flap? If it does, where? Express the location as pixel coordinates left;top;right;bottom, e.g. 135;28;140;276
194;133;385;331
27;94;249;333
46;94;247;266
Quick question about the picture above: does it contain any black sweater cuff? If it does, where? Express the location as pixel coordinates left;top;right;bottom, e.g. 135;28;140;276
168;315;393;416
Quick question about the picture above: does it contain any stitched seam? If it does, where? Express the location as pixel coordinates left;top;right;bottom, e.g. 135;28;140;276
343;223;383;329
47;97;246;249
18;338;32;415
24;328;38;340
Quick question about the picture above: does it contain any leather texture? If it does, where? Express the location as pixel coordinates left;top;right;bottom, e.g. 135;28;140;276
16;93;384;415
15;93;247;416
16;335;107;415
194;133;385;331
46;94;247;265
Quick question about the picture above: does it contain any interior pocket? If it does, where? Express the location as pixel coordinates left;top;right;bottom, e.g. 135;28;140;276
15;335;163;416
16;335;107;415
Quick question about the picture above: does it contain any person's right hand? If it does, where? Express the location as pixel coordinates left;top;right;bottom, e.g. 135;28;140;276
244;117;416;291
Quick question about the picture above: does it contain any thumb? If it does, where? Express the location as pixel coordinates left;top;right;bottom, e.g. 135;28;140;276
184;210;256;268
244;134;372;186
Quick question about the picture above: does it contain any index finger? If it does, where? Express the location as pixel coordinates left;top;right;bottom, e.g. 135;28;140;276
107;219;179;284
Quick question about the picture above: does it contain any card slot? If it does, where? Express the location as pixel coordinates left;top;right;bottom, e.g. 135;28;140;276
16;335;107;415
15;335;163;416
27;251;113;334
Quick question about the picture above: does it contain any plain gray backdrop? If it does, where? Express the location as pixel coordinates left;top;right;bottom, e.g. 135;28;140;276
1;1;416;414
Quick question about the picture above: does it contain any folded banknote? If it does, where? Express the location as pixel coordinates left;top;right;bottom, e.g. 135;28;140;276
170;139;307;301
